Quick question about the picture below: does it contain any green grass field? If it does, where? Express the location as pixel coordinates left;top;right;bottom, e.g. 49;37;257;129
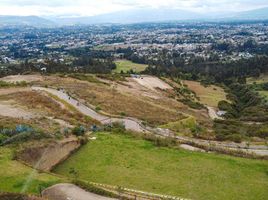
114;60;148;73
54;132;268;200
159;117;197;136
0;147;62;194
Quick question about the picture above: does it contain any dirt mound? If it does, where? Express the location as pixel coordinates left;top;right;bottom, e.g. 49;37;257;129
17;137;81;171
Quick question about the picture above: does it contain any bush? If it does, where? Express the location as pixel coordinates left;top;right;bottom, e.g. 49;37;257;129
179;99;204;110
226;134;242;143
72;126;86;136
103;122;126;133
0;125;50;146
95;106;101;112
1;131;50;146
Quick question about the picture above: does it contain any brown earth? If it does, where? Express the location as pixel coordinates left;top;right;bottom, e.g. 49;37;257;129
36;75;210;127
17;137;81;171
0;74;43;83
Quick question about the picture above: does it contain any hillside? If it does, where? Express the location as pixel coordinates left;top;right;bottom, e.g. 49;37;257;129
55;8;203;25
233;7;268;20
0;16;55;27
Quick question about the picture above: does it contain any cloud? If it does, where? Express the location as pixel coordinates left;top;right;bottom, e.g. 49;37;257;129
0;0;268;16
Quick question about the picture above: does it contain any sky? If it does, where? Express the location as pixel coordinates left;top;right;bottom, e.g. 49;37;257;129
0;0;268;17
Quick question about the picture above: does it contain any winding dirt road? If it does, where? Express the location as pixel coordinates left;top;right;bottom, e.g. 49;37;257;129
32;86;146;132
32;86;268;156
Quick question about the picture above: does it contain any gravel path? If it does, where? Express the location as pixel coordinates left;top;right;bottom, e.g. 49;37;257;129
42;183;117;200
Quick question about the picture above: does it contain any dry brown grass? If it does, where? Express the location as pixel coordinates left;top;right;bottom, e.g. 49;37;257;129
2;91;98;127
0;116;60;134
183;80;227;107
37;76;190;126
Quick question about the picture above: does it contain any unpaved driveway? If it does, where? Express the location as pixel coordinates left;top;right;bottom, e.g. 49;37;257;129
42;183;117;200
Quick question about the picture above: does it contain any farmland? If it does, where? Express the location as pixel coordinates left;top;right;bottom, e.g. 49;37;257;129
54;132;268;200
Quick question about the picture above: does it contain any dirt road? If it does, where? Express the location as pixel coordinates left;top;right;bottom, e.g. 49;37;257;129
32;86;146;132
42;183;117;200
32;86;268;156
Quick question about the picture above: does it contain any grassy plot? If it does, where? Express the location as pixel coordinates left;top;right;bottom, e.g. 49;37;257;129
114;60;148;73
54;132;268;200
183;80;227;107
0;147;62;194
247;74;268;84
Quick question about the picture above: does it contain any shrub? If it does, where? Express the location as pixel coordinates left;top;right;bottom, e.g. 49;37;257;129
95;106;101;112
72;126;86;136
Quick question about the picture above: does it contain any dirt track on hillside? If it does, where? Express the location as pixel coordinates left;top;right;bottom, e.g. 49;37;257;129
31;86;268;157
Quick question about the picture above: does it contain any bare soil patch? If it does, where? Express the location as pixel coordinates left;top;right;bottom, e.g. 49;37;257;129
183;80;227;107
0;102;36;119
17;137;81;171
132;75;172;91
0;74;43;83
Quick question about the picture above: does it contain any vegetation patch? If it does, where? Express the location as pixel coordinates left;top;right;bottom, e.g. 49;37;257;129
160;117;200;136
67;73;106;84
53;132;268;200
0;80;28;88
114;60;148;73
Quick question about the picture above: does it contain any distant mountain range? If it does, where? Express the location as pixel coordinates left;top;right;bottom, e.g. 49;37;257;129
231;7;268;20
0;15;55;27
1;7;268;27
55;9;203;25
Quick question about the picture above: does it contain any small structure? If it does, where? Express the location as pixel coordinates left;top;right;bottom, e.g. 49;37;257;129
40;67;47;73
130;74;141;78
217;110;226;117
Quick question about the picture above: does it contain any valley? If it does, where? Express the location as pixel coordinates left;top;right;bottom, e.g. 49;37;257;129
1;16;268;200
